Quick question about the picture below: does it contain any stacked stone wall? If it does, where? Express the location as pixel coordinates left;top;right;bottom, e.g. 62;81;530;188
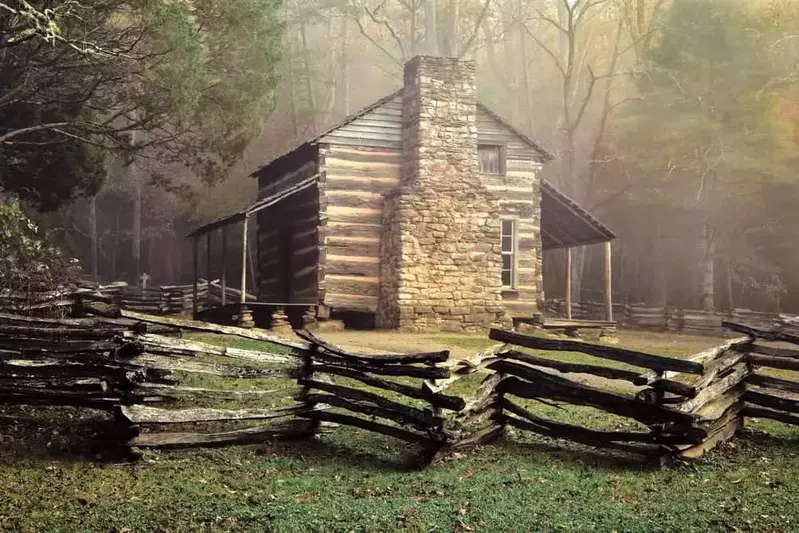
377;56;510;332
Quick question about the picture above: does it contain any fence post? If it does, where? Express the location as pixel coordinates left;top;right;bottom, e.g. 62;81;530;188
297;341;321;438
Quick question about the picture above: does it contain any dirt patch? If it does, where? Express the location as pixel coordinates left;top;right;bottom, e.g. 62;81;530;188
309;330;496;360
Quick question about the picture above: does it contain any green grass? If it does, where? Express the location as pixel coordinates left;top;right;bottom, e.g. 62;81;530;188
1;331;798;532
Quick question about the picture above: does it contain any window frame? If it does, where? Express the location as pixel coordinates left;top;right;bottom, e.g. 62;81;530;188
478;143;507;176
500;219;517;289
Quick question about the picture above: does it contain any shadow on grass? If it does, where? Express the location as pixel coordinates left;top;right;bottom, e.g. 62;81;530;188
492;436;658;472
263;431;434;472
0;406;126;465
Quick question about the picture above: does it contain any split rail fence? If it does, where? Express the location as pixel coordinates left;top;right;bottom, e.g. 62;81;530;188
0;279;252;317
545;298;791;336
0;310;797;466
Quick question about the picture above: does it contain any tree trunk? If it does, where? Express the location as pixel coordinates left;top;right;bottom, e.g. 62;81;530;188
340;12;351;115
287;35;300;137
654;217;668;307
725;259;734;311
89;195;98;282
423;0;439;55
701;224;716;311
299;24;316;128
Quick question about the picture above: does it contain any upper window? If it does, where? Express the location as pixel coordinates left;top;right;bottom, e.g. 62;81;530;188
501;219;516;288
478;144;505;175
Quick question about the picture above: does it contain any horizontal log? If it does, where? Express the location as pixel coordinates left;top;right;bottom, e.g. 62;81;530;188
744;353;799;371
490;329;704;375
0;360;137;381
119;310;309;351
675;365;750;414
497;350;641;382
498;371;697;427
303;393;442;433
744;389;799;414
447;423;505;452
503;397;700;446
133;354;294;380
302;409;437;446
677;417;742;460
311;353;450;379
323;293;378;313
0;324;125;340
501;414;666;456
688;350;746;393
134;383;295;401
118;404;307;424
633;337;750;386
743;405;799;425
750;343;799;359
723;321;799;345
311;364;465;411
693;385;745;424
0;339;120;353
646;379;697;399
298;378;440;426
746;373;799;394
295;329;449;365
135;334;296;365
325;258;381;277
130;419;316;447
0;311;124;328
0;390;121;408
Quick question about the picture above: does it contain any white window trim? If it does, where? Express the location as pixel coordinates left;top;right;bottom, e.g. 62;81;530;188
501;219;517;289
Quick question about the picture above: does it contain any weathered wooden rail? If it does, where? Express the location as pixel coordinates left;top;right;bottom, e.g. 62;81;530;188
0;309;797;466
544;299;793;336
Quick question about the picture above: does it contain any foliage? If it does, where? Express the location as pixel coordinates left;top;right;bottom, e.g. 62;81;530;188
0;0;285;208
0;200;79;298
617;0;795;207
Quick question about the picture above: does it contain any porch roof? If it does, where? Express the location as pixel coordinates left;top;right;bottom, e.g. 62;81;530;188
540;180;615;250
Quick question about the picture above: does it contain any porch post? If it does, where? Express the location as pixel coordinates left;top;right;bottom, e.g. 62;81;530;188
241;216;249;303
604;240;613;322
565;247;572;320
192;236;199;317
206;232;212;306
221;226;228;306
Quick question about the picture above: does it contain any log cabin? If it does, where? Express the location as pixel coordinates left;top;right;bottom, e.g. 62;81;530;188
188;56;615;332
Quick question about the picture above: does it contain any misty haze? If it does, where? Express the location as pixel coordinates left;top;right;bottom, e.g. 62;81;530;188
1;0;799;531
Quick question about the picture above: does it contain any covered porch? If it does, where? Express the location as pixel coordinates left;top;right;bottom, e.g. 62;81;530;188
185;175;319;329
538;180;617;330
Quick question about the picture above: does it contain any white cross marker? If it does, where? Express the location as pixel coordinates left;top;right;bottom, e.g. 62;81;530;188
140;272;150;289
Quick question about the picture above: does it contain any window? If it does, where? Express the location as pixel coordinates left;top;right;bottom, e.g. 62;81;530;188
479;144;505;175
501;219;516;288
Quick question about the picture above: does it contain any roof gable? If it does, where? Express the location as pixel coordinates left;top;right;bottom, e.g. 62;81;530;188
251;89;552;178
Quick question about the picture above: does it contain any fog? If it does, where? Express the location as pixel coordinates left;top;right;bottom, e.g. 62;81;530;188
54;0;799;313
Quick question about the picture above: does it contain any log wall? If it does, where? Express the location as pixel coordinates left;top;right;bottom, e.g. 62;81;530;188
317;145;400;313
257;184;320;304
315;101;544;316
475;108;544;317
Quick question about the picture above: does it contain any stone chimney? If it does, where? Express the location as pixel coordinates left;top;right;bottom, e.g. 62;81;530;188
377;56;508;332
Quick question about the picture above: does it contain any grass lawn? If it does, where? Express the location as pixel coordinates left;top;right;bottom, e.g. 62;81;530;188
1;330;798;532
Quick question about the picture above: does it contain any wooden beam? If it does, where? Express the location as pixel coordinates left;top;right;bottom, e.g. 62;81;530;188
206;232;212;306
221;226;228;306
192;237;199;317
489;329;705;375
565;247;572;319
604;241;613;321
241;217;249;303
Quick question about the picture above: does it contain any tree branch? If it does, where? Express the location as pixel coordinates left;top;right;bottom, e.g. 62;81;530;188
458;0;493;58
